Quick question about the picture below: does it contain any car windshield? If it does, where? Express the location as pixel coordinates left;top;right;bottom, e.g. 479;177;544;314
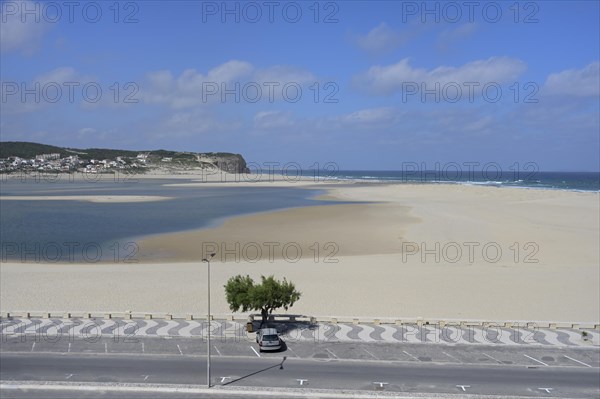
263;334;279;342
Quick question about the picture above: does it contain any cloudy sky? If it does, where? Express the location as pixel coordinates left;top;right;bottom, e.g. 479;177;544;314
1;1;599;171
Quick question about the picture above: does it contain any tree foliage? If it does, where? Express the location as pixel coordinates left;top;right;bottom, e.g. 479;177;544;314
223;275;255;313
0;141;245;162
224;275;301;323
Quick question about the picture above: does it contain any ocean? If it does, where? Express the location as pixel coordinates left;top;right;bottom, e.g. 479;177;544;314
321;170;600;192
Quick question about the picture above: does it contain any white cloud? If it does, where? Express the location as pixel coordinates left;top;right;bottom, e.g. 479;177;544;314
437;23;478;51
35;66;79;85
355;56;527;95
253;111;294;130
242;107;402;141
543;62;600;97
254;65;315;85
0;0;51;55
356;23;406;54
146;70;174;91
354;22;431;55
205;60;254;83
151;109;242;139
333;107;398;128
77;127;96;135
250;107;401;136
329;107;499;139
1;66;85;115
462;114;494;133
143;61;253;108
142;61;316;108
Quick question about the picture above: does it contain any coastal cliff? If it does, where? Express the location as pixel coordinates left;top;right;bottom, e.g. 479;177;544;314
0;141;250;174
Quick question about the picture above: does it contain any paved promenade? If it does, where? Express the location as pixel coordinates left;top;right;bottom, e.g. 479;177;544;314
1;317;598;347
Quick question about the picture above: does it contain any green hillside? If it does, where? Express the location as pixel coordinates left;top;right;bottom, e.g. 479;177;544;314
0;142;71;159
0;141;242;161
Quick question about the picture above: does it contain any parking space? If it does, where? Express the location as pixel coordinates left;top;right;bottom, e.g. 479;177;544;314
276;340;326;360
522;347;598;368
2;332;598;373
212;340;260;358
571;348;600;366
358;344;414;362
454;345;524;365
396;345;455;364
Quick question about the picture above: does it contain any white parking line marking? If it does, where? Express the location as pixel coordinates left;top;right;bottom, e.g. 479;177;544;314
177;344;183;356
296;379;308;386
220;376;231;383
250;346;261;357
482;352;503;364
363;348;378;359
65;374;74;380
373;382;388;388
456;385;470;391
402;350;419;361
524;354;548;366
30;342;35;352
442;351;461;363
564;355;592;368
538;387;553;394
104;343;108;353
213;345;222;356
325;348;339;359
142;375;149;381
141;342;145;353
67;343;71;353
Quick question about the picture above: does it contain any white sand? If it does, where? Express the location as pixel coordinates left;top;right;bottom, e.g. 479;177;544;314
0;195;171;203
1;183;598;323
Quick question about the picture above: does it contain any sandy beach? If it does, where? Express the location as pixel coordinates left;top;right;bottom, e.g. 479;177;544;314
1;180;598;323
0;195;171;203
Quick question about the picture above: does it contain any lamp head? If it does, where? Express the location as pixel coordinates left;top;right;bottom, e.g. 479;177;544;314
202;252;216;262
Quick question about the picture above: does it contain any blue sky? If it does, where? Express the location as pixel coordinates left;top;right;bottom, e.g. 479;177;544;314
1;0;599;171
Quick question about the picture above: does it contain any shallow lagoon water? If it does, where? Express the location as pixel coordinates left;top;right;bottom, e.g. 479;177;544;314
0;179;335;262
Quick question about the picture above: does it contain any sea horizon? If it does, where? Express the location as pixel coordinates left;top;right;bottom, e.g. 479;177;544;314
261;170;600;192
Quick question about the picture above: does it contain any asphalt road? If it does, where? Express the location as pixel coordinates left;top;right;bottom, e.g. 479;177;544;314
1;352;599;398
3;333;599;368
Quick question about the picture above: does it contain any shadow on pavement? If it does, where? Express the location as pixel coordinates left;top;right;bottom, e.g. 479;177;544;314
222;356;287;386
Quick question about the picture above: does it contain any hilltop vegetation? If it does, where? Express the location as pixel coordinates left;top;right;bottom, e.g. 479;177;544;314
0;142;72;159
0;142;241;161
0;141;250;174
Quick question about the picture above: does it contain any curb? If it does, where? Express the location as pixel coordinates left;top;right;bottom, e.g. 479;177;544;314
0;381;544;399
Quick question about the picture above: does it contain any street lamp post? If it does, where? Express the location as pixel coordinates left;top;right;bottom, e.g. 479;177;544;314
202;252;216;388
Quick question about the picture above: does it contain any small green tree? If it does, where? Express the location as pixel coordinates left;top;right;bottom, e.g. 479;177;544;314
223;275;255;312
224;275;301;325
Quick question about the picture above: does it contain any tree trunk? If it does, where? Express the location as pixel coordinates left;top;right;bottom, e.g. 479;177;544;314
260;308;268;327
